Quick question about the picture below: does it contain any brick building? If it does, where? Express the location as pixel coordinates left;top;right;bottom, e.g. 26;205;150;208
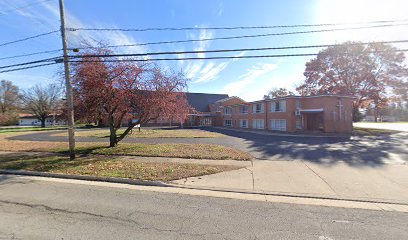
173;93;353;134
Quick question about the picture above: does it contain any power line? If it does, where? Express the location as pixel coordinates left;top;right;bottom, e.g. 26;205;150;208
68;49;408;63
68;39;408;59
4;39;408;70
0;62;58;74
0;0;53;15
0;57;60;70
68;19;408;32
73;23;408;50
0;30;59;48
3;48;407;73
0;49;62;61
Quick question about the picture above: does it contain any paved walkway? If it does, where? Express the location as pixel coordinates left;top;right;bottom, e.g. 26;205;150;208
2;150;408;204
172;159;408;204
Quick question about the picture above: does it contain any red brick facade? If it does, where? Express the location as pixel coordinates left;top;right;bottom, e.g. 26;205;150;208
212;95;354;134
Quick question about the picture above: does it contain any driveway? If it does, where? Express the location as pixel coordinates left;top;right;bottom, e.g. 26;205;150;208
354;122;408;132
7;127;408;165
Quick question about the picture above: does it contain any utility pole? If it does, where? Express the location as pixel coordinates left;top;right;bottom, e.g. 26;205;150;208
58;0;75;160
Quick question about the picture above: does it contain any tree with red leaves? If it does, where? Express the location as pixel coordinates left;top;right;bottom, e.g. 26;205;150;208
296;42;408;121
71;49;190;147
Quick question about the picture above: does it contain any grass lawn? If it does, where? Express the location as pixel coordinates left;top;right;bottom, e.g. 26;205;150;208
0;132;252;161
0;126;67;134
52;128;224;138
0;154;238;181
353;127;401;136
62;143;252;160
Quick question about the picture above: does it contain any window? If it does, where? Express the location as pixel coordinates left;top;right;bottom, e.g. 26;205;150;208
224;119;232;127
224;107;232;115
271;100;286;112
296;117;302;129
253;103;264;113
271;119;287;131
252;119;264;129
295;100;302;109
240;105;248;114
240;119;248;128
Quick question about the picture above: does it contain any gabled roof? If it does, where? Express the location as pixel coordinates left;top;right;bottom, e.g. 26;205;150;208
185;92;229;112
214;96;246;104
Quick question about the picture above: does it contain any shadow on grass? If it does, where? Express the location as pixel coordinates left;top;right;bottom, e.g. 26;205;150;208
0;152;104;172
55;145;111;155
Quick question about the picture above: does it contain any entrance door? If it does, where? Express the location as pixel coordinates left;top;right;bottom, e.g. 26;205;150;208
306;113;324;131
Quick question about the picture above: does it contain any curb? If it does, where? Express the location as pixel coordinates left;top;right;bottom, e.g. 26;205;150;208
2;170;408;206
167;184;408;206
0;170;169;187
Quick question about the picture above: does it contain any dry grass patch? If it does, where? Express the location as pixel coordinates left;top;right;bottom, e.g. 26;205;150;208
0;134;100;152
0;154;238;181
63;143;252;161
0;131;251;161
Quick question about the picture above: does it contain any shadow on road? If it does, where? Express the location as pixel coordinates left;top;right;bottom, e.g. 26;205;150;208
198;127;408;167
4;126;408;167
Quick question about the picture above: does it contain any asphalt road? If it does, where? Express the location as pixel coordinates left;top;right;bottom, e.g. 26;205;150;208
0;175;407;240
8;127;408;164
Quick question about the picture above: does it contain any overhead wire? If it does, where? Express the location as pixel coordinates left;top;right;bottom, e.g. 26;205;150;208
69;19;408;32
0;49;62;61
67;49;408;63
0;62;58;73
71;22;408;50
67;39;408;59
0;30;59;47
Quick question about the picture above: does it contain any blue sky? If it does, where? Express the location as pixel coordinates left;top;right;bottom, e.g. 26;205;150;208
1;0;408;101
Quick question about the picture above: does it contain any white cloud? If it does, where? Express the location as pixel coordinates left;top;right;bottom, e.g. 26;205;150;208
217;2;224;16
232;51;246;61
6;0;146;54
195;62;229;83
182;28;232;83
223;63;278;97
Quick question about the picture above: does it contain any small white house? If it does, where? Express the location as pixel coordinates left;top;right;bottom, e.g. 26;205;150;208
19;115;66;126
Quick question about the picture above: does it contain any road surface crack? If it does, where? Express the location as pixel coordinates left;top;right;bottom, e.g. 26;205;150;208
301;161;338;195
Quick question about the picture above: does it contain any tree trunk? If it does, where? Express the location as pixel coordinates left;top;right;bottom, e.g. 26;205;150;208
352;105;362;122
108;114;118;147
41;118;46;128
109;126;118;147
116;123;137;144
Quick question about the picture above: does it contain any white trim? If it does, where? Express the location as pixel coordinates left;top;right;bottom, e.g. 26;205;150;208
249;95;355;104
252;119;265;129
270;119;287;131
253;103;264;113
270;100;286;112
224;119;232;127
240;119;248;128
299;108;324;113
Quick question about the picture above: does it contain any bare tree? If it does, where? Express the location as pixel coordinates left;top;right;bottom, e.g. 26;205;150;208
22;84;62;127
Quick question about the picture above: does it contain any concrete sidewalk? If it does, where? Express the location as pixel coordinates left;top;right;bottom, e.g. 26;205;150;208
172;160;408;204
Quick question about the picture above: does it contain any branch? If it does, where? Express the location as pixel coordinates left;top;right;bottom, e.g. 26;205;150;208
116;120;139;143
